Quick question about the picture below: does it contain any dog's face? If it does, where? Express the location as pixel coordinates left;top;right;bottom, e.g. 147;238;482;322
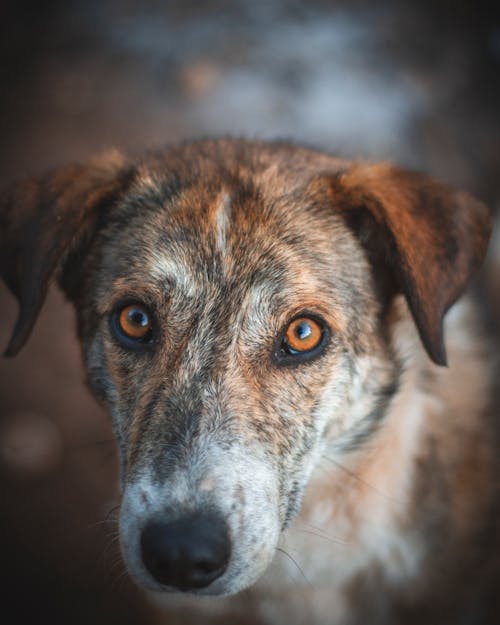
78;153;399;594
0;139;491;596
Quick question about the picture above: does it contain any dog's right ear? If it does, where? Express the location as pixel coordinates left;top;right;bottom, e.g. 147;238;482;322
0;150;132;357
325;163;491;366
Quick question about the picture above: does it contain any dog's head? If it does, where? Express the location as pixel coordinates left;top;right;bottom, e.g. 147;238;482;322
0;139;491;595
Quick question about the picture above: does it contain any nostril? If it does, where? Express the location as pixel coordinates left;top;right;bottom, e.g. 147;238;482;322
140;511;231;591
196;558;220;574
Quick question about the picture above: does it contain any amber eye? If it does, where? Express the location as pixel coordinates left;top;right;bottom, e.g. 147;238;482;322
284;317;323;353
274;315;329;365
112;303;154;345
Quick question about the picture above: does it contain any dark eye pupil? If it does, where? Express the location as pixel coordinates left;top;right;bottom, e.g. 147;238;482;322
294;322;311;341
129;309;148;327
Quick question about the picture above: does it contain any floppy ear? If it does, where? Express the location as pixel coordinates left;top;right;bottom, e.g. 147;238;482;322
0;150;131;357
329;163;491;366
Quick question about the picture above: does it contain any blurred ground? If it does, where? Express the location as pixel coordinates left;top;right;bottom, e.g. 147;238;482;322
0;1;499;623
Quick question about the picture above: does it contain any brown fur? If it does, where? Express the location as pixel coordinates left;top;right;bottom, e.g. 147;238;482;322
1;138;497;624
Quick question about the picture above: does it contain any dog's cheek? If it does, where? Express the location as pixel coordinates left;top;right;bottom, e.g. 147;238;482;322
262;354;354;506
81;327;119;404
84;335;114;403
270;347;389;525
83;330;138;469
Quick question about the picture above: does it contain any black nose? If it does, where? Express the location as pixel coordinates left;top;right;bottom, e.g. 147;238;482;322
140;511;231;591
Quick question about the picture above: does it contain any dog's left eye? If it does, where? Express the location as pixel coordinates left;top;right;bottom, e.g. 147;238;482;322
110;302;155;348
274;315;329;364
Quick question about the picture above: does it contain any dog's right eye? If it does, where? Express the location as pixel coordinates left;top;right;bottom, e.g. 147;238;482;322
273;314;330;366
110;302;155;348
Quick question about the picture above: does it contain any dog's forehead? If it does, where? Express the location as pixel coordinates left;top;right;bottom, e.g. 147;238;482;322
106;163;346;284
92;146;373;330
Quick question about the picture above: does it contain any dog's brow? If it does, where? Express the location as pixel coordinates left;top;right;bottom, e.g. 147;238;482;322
146;251;198;296
243;280;277;318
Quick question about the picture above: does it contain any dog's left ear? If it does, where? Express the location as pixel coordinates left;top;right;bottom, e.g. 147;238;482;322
0;150;131;357
328;163;491;366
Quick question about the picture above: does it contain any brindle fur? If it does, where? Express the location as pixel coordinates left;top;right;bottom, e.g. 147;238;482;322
1;139;498;624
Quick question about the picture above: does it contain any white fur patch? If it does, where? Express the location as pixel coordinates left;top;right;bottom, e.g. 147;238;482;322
215;193;231;252
147;253;198;296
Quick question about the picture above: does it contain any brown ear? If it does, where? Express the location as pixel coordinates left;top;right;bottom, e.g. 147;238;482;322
329;163;491;366
0;150;131;357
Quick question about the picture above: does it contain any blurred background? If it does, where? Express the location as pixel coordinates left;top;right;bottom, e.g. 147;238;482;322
0;1;499;623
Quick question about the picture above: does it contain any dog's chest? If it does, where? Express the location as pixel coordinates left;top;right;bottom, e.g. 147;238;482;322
245;472;424;624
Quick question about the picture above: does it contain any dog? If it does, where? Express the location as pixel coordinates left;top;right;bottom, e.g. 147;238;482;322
1;138;499;624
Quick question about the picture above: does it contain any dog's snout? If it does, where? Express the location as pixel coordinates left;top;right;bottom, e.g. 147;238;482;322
140;512;231;591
